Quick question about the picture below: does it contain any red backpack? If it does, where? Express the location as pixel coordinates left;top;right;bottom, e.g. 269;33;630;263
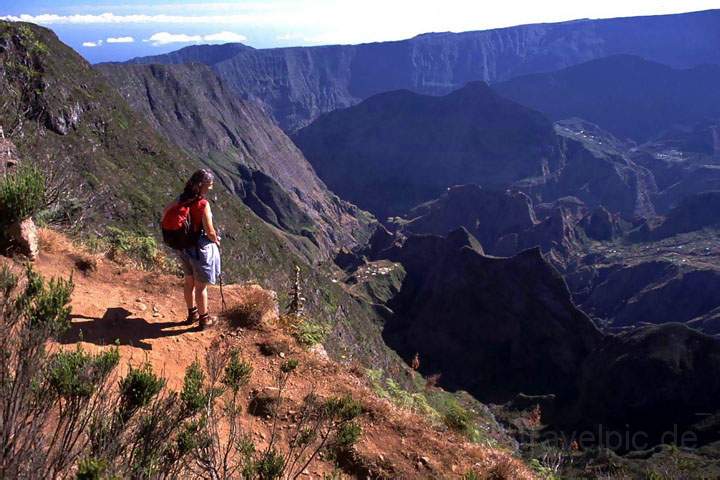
161;200;200;250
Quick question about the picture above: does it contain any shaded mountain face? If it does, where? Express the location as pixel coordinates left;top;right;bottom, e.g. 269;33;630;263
293;82;562;219
354;228;720;448
400;185;538;252
124;9;720;131
380;228;602;403
527;120;658;218
294;87;654;220
493;55;720;141
570;324;720;448
95;63;374;259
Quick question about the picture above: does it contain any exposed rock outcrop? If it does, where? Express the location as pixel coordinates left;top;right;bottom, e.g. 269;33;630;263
7;218;39;260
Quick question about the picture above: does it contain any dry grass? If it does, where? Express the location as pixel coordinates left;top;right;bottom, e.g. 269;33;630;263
223;287;277;329
469;451;536;480
37;227;73;254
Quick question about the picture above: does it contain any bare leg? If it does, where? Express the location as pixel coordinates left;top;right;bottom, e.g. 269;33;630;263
183;275;195;309
195;280;208;316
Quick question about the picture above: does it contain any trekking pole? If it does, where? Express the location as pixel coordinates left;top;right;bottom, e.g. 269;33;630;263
217;226;227;313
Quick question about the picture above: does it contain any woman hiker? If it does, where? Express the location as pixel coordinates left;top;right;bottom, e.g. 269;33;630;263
162;169;221;329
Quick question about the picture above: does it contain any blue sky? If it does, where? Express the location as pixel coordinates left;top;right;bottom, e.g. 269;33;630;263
2;0;720;63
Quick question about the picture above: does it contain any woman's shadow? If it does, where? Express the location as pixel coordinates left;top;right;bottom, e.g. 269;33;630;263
62;307;198;350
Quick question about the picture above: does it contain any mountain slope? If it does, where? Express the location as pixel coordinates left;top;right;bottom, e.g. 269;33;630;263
293;82;562;219
0;21;303;284
493;55;720;141
96;63;374;259
22;229;535;479
293;84;654;219
0;21;411;381
124;9;720;131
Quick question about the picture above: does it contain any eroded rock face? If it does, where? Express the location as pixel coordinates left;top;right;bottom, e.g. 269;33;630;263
7;218;39;260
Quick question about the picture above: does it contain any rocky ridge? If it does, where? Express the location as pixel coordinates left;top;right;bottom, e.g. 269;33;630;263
124;9;720;131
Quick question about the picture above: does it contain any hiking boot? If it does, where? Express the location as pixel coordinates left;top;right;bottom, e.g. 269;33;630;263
186;306;199;324
199;313;216;330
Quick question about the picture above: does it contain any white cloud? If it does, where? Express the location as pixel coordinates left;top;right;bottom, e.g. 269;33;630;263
146;31;247;46
106;36;135;43
276;33;304;41
0;12;259;25
82;39;103;47
4;1;720;48
147;32;202;46
202;31;247;43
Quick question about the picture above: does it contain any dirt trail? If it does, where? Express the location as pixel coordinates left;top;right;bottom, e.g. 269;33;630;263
19;229;535;479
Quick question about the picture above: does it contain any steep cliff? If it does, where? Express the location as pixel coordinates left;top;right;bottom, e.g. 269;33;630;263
96;63;374;259
125;9;720;131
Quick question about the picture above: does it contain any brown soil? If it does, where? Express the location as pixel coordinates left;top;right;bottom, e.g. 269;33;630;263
24;229;536;479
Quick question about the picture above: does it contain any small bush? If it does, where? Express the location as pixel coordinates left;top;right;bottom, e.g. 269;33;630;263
222;349;252;393
119;363;165;418
335;421;362;449
442;398;484;442
366;369;439;417
255;449;285;479
75;457;108;480
293;318;329;347
23;265;74;335
0;165;46;226
106;227;161;271
181;360;209;413
323;395;363;421
48;346;119;398
225;288;276;328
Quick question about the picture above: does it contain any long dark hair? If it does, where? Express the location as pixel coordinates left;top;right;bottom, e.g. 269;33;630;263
179;169;214;203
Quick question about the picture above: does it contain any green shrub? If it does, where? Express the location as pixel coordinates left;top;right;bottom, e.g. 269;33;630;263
293;319;328;347
442;398;483;442
75;457;108;480
106;227;161;270
48;346;119;398
335;421;362;449
255;449;285;479
366;368;439;417
323;395;363;421
119;363;165;418
181;360;208;413
0;165;46;225
222;349;252;393
21;265;74;335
